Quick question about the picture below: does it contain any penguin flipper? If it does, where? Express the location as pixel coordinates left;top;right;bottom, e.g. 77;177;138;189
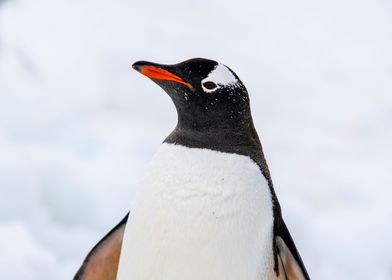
275;220;310;280
73;213;129;280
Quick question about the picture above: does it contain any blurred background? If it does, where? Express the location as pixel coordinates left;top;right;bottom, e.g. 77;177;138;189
0;0;392;279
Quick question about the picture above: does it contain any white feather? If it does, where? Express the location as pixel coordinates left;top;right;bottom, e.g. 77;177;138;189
201;64;239;92
117;143;275;280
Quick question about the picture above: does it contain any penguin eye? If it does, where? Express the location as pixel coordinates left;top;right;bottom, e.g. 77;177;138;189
202;81;218;91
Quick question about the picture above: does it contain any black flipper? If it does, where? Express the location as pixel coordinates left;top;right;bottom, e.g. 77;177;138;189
73;213;129;280
274;217;310;280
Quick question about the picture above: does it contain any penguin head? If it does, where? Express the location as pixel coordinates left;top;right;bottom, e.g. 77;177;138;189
132;58;252;131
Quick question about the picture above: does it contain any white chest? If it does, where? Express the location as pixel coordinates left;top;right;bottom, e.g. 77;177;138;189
117;144;275;280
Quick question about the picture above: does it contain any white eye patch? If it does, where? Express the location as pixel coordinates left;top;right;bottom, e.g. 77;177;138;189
201;64;239;93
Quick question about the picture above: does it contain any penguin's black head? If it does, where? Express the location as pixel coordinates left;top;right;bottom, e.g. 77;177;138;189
132;58;269;184
132;58;252;131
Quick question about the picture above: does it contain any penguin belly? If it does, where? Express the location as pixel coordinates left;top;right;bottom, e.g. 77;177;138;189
117;143;276;280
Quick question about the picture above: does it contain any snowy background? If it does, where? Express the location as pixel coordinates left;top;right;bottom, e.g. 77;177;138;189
1;0;392;279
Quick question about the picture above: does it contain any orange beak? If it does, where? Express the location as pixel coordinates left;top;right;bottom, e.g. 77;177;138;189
132;63;193;89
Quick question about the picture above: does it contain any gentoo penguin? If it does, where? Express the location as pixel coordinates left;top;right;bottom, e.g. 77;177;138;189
74;58;310;280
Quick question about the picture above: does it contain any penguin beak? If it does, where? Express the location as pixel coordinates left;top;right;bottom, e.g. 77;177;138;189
132;61;193;89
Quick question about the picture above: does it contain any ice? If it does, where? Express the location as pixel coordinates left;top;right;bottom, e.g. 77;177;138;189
0;0;392;279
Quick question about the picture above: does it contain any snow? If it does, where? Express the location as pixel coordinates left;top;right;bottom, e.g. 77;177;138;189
0;0;391;279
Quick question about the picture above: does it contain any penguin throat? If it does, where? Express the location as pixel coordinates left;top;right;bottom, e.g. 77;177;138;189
164;121;274;191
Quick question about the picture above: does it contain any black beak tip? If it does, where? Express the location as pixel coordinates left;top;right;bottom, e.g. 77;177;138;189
132;61;144;72
132;60;157;72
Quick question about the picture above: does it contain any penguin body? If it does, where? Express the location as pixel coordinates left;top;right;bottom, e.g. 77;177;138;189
117;144;275;280
74;58;310;280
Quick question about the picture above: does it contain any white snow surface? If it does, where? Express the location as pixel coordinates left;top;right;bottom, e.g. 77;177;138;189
0;0;391;279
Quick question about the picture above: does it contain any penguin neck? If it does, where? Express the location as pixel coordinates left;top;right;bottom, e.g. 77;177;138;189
164;118;273;187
